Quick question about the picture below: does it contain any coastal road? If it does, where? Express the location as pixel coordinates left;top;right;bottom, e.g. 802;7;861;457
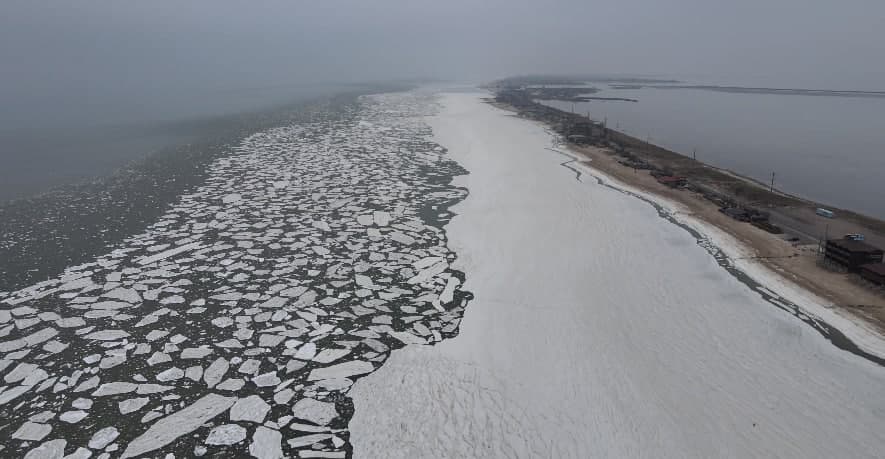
770;206;885;250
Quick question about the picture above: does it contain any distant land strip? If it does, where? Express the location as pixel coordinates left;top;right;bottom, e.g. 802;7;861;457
649;85;885;98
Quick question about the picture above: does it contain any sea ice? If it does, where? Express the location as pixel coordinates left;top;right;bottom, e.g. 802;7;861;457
312;349;351;364
249;426;283;459
252;372;282;387
59;410;88;423
180;347;213;359
88;426;119;449
215;378;245;391
222;193;242;204
372;211;391;227
299;451;346;458
22;439;66;459
92;382;138;397
286;433;332;448
203;357;230;388
13;421;52;441
0;91;474;457
290;398;338;426
121;394;236;458
205;424;247;445
84;330;129;341
118;397;150;414
229;395;270;423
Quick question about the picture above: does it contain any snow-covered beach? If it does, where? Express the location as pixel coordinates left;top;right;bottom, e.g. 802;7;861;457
349;92;885;458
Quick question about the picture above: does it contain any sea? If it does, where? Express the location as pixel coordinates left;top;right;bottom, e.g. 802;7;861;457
542;83;885;219
0;83;344;202
0;82;371;291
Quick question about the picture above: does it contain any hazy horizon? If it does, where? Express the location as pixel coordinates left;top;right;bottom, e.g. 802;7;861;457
3;0;885;201
3;1;885;124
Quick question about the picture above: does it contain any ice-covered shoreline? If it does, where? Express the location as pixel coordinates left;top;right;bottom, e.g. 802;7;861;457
549;140;885;364
349;91;885;458
542;147;885;364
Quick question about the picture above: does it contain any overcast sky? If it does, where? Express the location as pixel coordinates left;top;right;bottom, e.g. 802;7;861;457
2;0;884;126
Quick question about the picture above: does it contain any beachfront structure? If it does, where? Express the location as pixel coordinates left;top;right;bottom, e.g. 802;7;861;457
860;263;885;286
565;119;605;141
824;238;884;272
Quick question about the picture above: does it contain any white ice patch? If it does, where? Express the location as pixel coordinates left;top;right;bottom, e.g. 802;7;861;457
121;394;236;458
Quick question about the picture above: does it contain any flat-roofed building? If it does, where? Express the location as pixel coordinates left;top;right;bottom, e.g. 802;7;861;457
825;238;884;272
860;263;885;286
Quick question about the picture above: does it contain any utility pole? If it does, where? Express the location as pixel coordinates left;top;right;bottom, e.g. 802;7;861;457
692;148;697;161
770;172;776;193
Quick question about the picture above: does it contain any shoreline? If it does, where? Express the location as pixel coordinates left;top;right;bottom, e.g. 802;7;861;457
556;141;885;363
488;97;885;339
592;120;885;229
349;91;885;457
516;83;885;224
487;98;885;361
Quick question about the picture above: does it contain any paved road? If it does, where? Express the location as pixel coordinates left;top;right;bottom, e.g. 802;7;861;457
770;206;885;251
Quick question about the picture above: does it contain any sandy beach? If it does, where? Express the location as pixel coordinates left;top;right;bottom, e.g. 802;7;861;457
349;91;885;458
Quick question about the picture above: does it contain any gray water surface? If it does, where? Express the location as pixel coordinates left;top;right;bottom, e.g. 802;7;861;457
0;84;343;202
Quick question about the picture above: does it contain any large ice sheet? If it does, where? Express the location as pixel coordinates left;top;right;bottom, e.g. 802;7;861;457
349;92;885;458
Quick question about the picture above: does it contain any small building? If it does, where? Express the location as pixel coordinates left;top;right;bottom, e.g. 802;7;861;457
860;263;885;286
824;238;884;272
565;120;605;140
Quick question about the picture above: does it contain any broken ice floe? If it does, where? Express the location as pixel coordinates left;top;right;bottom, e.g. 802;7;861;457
0;91;470;457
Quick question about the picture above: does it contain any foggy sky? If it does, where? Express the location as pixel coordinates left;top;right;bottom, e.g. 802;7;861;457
2;0;885;127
